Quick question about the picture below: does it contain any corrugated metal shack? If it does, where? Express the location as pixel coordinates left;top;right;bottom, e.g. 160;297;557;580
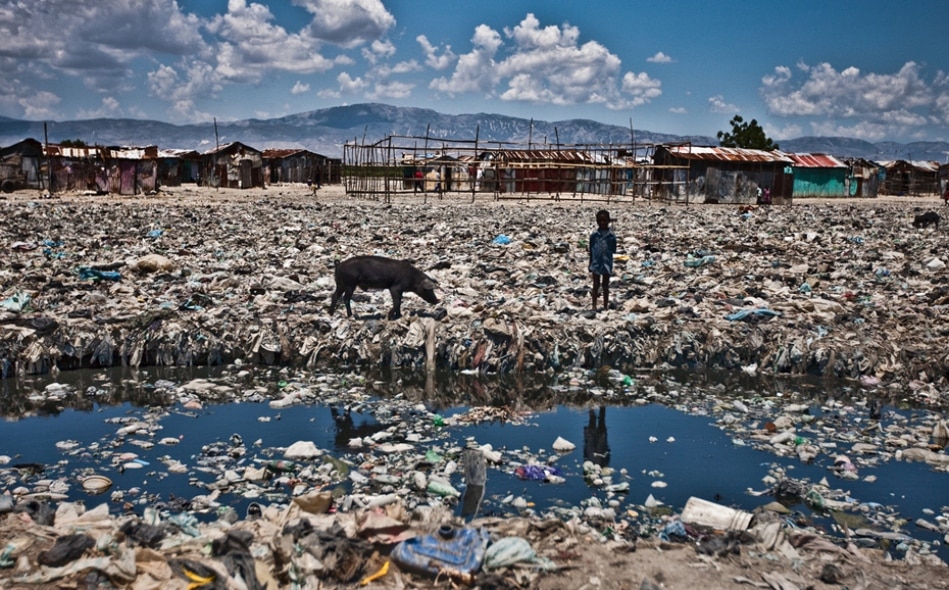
879;160;941;195
41;143;158;195
940;162;949;197
157;149;202;187
262;148;340;185
202;142;263;189
485;149;617;196
843;158;882;198
786;153;849;198
652;145;793;204
0;138;44;192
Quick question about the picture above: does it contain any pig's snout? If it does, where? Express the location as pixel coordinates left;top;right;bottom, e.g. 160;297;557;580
418;277;439;304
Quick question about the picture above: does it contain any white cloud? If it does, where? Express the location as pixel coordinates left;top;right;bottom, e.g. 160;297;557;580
808;120;888;142
761;61;939;136
146;60;222;122
708;94;738;114
430;25;501;94
647;52;673;64
207;0;335;82
19;91;61;120
765;122;802;141
621;72;662;107
432;14;659;110
669;107;687;114
417;35;456;70
336;72;367;93
291;81;311;95
296;0;396;48
0;0;368;119
76;96;122;119
362;39;396;65
367;80;414;100
0;0;206;99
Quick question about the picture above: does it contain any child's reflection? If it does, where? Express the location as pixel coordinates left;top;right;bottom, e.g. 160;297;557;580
584;406;611;467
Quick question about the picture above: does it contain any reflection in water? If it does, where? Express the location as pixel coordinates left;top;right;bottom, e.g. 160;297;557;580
330;406;387;451
583;406;610;467
4;362;941;421
459;449;486;522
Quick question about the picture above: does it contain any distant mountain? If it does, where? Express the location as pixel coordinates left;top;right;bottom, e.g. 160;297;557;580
1;103;947;162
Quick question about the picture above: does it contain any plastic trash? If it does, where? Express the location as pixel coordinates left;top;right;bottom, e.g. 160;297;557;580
0;291;30;312
683;255;716;267
78;267;121;281
391;525;489;582
724;308;781;322
427;479;460;497
514;464;562;481
483;537;541;570
680;496;753;531
37;533;95;567
492;234;512;245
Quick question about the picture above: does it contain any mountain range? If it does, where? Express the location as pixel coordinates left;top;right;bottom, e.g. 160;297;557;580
2;103;948;163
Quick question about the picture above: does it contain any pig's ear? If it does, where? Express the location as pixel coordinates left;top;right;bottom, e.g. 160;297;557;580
421;277;437;289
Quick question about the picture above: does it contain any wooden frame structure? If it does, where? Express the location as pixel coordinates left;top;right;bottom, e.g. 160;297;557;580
342;133;692;204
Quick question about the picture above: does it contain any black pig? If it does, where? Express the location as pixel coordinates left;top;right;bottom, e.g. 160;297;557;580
913;211;940;229
329;255;438;320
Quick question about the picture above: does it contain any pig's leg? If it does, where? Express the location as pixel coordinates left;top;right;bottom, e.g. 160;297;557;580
342;286;356;317
329;286;343;314
388;288;403;319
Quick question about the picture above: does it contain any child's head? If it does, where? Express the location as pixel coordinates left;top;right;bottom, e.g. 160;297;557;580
595;209;610;229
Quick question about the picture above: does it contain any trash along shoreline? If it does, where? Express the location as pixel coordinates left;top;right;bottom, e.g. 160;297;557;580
2;186;949;588
1;185;949;408
1;363;948;589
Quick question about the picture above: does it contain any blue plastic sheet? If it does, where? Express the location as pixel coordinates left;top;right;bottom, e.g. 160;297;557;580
391;526;489;579
78;267;121;281
492;234;512;245
725;308;781;322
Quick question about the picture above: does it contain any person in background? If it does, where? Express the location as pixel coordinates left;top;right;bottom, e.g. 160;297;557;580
588;209;617;312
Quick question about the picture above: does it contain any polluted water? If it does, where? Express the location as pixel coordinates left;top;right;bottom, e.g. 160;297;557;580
1;362;947;571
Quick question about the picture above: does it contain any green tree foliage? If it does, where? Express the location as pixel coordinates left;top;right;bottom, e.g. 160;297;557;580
60;139;88;147
716;115;779;151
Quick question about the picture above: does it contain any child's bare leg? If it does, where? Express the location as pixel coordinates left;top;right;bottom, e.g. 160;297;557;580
591;274;601;310
602;275;610;309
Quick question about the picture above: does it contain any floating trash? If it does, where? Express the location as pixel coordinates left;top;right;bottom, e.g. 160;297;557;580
80;475;113;495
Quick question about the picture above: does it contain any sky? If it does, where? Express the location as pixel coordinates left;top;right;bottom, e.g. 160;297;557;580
1;0;948;144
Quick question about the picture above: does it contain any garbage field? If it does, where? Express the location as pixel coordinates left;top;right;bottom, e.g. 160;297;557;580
1;185;948;589
1;186;949;390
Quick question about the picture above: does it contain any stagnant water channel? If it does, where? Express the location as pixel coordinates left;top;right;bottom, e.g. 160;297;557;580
1;363;947;562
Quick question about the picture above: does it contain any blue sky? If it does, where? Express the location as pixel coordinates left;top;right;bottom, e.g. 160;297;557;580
1;0;948;143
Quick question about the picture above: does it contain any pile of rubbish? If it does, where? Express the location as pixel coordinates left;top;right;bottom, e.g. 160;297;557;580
0;189;947;401
2;486;944;589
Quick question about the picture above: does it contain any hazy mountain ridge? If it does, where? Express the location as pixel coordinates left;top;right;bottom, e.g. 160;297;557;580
1;102;947;162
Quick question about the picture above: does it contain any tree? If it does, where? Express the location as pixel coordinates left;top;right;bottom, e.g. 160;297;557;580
60;139;88;147
716;115;779;151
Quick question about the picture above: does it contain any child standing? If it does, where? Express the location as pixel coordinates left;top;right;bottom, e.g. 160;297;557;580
588;209;617;311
